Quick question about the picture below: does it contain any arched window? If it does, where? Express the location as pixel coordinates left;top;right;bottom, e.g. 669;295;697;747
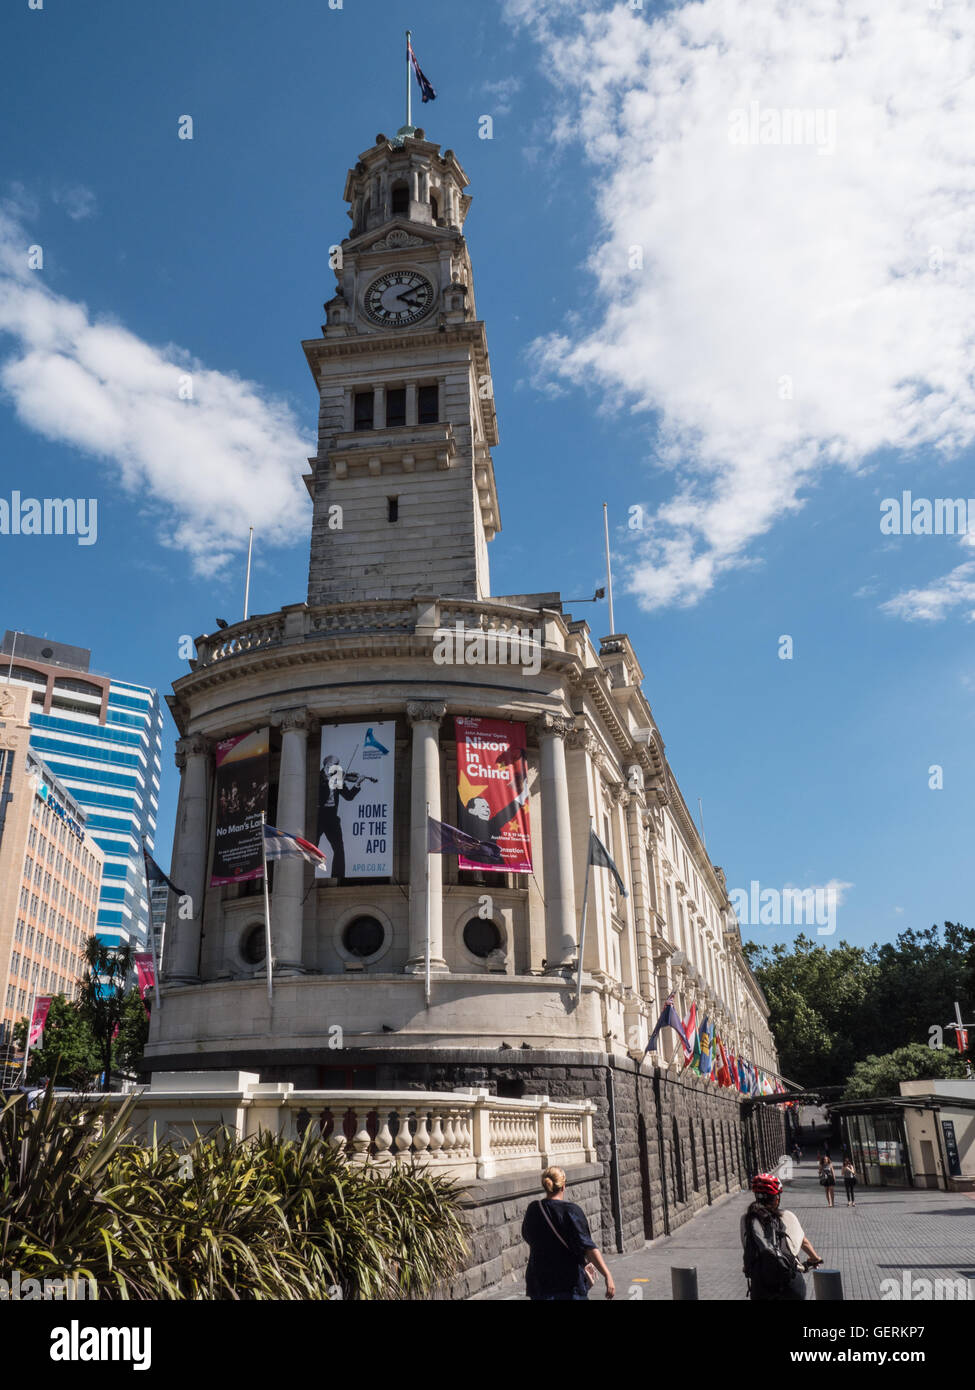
391;181;409;216
430;193;439;222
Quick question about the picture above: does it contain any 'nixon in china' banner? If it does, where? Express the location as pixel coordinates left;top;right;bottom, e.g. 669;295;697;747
454;716;532;873
210;729;269;885
316;722;395;878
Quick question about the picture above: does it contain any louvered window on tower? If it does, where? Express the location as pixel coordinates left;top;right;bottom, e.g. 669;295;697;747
391;182;409;216
354;391;374;431
418;384;438;424
386;388;406;427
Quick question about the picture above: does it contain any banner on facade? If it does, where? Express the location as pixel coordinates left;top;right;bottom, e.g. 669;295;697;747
29;996;52;1047
210;729;270;885
134;954;155;1018
316;722;395;879
453;716;532;873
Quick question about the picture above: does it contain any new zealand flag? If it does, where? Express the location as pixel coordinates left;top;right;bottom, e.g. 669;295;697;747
408;38;437;103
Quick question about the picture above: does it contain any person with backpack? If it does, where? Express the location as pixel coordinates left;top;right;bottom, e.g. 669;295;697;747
741;1173;823;1300
522;1166;615;1300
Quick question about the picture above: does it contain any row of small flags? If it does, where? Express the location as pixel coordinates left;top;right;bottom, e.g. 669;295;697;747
647;993;785;1096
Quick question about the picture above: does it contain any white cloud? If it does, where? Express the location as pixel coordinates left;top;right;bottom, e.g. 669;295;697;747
881;560;975;622
52;185;97;221
504;0;975;610
0;201;311;576
481;76;521;116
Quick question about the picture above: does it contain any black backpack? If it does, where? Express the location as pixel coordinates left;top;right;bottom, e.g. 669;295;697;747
742;1204;800;1293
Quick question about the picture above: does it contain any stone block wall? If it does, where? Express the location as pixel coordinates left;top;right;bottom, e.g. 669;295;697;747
447;1163;603;1300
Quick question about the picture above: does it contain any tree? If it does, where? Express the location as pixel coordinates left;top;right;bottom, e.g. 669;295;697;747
843;1043;966;1101
115;989;150;1077
744;933;877;1086
12;995;100;1089
77;937;134;1091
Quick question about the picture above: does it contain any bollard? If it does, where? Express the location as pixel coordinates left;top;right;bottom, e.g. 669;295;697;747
671;1266;699;1300
813;1268;844;1300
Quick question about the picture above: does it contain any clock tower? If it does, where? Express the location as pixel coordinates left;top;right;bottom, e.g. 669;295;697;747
303;128;501;605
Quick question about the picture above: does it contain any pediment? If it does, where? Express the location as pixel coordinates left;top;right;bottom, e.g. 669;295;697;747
349;222;453;256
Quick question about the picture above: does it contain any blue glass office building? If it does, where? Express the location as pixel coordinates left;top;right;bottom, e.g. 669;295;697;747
1;632;163;952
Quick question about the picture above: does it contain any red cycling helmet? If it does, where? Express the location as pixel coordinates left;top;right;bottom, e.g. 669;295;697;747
751;1172;783;1198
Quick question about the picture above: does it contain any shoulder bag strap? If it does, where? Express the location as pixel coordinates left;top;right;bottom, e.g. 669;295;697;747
538;1200;572;1251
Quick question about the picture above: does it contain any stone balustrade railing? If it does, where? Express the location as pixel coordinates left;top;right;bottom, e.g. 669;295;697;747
191;598;570;670
85;1074;598;1184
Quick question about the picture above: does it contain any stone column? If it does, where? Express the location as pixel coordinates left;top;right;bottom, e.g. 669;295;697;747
272;710;314;974
624;781;656;1003
165;735;211;984
534;714;577;971
406;383;418;427
406;700;447;973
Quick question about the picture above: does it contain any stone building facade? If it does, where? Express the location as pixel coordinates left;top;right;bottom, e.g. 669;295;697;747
146;124;784;1261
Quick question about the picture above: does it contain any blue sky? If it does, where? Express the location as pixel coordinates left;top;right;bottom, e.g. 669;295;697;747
2;0;973;954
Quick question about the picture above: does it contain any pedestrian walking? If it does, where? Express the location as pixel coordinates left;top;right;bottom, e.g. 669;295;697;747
842;1156;857;1206
741;1173;823;1301
522;1166;615;1301
791;1141;801;1166
819;1153;836;1207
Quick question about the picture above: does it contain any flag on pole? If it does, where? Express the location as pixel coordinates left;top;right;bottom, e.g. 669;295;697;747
263;823;330;870
28;997;52;1048
646;993;690;1054
699;1016;714;1077
408;36;437;102
586;829;628;897
142;848;184;897
427;815;504;865
681;1001;697;1061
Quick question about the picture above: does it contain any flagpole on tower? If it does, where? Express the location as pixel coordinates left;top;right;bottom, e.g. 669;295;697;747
261;812;273;1003
602;503;616;634
406;30;413;131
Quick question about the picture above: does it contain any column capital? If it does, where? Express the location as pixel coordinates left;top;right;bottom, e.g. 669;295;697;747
175;734;210;768
275;708;316;736
532;711;576;742
611;783;630;808
407;699;446;726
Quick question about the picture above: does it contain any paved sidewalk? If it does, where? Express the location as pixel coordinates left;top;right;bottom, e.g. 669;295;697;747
479;1167;975;1300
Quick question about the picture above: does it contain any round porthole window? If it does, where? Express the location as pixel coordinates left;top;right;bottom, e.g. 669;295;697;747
463;917;503;959
342;915;385;958
241;924;266;965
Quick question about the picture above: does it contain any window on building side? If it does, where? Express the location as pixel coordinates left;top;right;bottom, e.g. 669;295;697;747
387;496;399;523
385;388;406;428
417;384;438;424
354;391;374;431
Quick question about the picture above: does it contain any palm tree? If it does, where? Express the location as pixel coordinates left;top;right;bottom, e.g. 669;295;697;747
78;937;135;1092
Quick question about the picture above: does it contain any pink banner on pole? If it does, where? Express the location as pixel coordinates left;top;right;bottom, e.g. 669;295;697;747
134;953;155;1017
29;996;52;1047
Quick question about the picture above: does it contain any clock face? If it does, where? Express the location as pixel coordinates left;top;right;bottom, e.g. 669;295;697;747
363;270;435;327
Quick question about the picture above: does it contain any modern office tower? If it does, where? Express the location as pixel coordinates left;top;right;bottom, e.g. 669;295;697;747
0;631;163;953
0;683;104;1072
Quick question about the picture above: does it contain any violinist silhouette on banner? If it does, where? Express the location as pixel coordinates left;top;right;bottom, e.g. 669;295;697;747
316;752;378;879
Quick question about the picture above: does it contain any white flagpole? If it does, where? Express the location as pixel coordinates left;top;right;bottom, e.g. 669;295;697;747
20;982;37;1083
406;30;412;129
261;812;273;1002
140;840;162;1013
575;819;594;1005
243;526;254;621
602;503;616;634
424;800;431;1007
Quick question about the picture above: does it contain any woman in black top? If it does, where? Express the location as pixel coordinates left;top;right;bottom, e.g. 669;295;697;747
522;1166;615;1300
